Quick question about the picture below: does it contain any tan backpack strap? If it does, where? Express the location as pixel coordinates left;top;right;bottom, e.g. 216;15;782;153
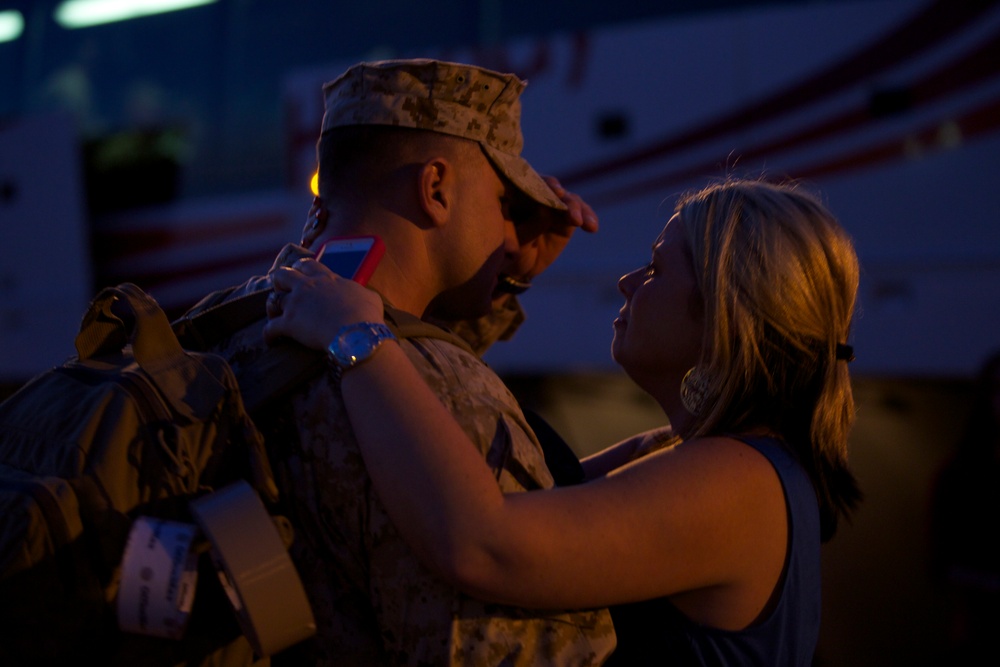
383;305;477;357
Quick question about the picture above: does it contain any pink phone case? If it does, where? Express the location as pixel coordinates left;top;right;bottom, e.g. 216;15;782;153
315;235;385;286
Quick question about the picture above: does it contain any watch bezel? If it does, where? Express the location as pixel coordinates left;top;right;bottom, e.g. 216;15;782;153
327;322;395;370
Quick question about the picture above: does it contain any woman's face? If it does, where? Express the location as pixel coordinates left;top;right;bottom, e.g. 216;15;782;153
612;213;705;397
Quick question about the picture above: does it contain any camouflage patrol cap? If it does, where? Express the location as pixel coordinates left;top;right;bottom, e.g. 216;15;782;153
321;58;566;211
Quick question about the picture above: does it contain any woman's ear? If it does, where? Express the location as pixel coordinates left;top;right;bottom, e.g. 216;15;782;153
418;157;454;228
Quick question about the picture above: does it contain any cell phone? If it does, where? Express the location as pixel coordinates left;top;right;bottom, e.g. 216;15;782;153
314;235;385;286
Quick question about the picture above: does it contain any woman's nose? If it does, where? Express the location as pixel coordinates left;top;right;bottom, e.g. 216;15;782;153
618;269;640;296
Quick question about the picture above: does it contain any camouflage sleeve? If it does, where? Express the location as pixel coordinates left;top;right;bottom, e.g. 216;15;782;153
371;337;616;667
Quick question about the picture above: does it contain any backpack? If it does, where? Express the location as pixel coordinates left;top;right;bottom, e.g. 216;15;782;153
0;283;321;666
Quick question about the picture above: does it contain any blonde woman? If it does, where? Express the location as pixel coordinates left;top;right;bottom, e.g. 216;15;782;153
265;178;862;666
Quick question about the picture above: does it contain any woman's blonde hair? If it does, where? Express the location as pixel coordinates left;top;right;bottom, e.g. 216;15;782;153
678;178;861;540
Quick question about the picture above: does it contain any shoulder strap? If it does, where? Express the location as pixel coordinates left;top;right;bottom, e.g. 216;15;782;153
522;408;585;487
239;305;479;413
383;305;477;357
172;288;271;351
241;303;483;410
173;293;481;414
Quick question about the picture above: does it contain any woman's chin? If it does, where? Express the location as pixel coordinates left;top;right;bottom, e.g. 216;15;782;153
610;337;626;368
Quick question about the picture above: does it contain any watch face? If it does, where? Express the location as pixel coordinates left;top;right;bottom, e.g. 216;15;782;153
344;328;373;348
341;328;375;363
331;323;393;368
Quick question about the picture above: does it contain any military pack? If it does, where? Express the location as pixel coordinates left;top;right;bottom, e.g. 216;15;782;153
0;283;320;665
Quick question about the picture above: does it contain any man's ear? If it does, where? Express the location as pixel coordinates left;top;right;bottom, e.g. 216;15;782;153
418;157;455;228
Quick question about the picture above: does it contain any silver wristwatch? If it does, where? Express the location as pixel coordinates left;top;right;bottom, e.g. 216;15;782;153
326;322;396;371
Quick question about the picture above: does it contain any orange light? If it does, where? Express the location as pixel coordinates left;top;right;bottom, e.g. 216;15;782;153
310;170;319;197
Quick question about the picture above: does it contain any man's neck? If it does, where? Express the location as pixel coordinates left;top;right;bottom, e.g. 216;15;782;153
366;266;432;318
349;227;438;319
320;199;441;320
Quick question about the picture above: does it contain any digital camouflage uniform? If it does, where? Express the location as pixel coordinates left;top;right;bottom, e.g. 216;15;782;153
186;245;616;666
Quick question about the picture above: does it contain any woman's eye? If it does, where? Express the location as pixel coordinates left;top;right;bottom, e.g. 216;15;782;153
644;262;657;278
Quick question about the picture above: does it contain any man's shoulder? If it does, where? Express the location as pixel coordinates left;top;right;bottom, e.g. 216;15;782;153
398;330;507;404
385;306;507;396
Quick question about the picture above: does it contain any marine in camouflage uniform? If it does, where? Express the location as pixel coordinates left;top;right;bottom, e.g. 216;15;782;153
184;60;615;666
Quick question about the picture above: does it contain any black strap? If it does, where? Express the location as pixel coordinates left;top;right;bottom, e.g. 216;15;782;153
172;288;271;351
522;408;585;487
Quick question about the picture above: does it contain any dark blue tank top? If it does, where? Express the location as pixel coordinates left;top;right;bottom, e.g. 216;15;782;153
605;435;822;666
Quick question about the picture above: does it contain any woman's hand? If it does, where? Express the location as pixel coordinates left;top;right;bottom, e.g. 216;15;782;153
263;257;384;350
300;196;328;248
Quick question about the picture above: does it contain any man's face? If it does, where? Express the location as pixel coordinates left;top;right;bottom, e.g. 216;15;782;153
426;149;518;320
498;190;545;280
